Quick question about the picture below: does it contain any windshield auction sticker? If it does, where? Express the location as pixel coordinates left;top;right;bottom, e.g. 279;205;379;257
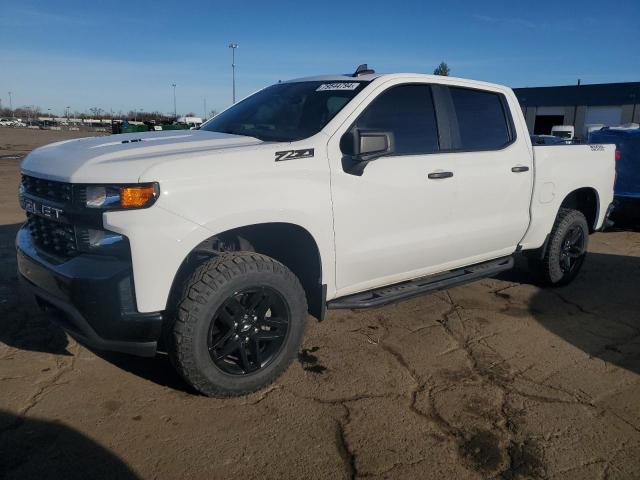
316;83;361;91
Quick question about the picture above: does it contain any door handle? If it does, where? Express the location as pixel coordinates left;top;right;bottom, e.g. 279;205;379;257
428;171;454;179
511;166;530;173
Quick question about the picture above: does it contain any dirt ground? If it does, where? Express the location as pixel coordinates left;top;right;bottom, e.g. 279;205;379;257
1;128;639;479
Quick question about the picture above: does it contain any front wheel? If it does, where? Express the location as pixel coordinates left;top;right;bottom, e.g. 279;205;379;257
529;208;589;286
169;252;308;397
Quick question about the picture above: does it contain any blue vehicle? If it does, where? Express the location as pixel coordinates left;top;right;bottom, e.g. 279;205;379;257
590;127;640;220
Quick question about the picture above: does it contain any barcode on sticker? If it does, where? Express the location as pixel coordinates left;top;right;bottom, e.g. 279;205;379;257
316;83;360;91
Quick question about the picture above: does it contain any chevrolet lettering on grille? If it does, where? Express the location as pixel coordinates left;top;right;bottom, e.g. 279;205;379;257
21;197;64;220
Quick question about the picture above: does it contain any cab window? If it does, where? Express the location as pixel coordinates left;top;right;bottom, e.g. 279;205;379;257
354;84;440;155
447;86;512;150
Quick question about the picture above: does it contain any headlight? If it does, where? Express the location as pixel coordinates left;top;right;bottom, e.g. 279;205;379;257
86;186;121;208
84;183;159;210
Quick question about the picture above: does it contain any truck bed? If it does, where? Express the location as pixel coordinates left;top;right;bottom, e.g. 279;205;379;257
519;144;616;250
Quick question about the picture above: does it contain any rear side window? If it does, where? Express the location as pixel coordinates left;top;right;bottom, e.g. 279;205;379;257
355;84;439;155
448;87;512;150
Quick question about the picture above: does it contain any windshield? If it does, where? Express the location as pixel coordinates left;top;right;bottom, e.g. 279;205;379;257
200;81;368;142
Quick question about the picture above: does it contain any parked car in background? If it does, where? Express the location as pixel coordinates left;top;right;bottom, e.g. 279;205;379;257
531;134;565;145
177;116;204;129
551;125;575;141
590;126;640;221
0;118;27;127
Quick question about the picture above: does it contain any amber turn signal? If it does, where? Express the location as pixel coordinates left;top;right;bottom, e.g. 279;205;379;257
120;185;158;208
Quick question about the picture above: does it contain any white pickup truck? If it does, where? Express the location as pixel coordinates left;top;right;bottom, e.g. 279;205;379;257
17;66;615;396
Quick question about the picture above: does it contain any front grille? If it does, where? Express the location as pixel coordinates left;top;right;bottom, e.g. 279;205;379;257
26;213;78;257
21;175;72;203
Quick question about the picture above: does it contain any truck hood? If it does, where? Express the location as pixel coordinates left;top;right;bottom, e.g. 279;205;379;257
20;130;264;183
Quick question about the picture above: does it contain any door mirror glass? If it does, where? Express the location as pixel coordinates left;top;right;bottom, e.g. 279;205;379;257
340;129;395;161
358;130;395;159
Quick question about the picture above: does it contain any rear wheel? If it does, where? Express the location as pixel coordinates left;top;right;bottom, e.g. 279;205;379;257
529;208;589;286
169;252;308;397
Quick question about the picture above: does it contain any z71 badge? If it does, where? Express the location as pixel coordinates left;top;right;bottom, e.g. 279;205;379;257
274;148;315;162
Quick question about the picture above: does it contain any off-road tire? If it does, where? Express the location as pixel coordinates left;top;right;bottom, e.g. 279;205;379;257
168;252;308;397
529;208;589;286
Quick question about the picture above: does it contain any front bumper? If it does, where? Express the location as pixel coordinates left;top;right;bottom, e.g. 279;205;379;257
16;225;163;357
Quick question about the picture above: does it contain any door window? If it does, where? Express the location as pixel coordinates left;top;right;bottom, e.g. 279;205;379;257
355;85;439;155
448;87;512;150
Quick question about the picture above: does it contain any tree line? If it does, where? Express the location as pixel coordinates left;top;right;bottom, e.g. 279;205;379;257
0;64;451;121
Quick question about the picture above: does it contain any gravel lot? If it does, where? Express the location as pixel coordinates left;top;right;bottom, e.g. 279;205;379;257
1;128;639;479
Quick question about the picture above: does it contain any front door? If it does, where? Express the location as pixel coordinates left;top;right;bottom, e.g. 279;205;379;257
328;83;461;296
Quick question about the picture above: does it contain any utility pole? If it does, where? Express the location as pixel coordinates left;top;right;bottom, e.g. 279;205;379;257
229;43;238;104
172;83;177;120
8;91;12;113
204;97;207;119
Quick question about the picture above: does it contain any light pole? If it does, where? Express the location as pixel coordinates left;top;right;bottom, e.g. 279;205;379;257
66;106;70;123
8;91;12;113
171;83;177;120
203;97;207;120
229;43;238;104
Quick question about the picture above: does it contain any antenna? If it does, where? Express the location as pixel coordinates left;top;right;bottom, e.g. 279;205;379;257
352;64;375;77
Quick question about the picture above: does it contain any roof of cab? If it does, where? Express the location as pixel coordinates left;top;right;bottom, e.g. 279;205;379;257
283;72;510;93
283;73;383;83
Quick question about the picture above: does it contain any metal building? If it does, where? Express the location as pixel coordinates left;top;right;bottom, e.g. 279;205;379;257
514;82;640;140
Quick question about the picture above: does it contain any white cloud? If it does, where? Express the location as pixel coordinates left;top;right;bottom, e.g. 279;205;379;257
0;7;91;28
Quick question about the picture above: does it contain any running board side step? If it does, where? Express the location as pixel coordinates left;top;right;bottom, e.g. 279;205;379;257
327;256;514;310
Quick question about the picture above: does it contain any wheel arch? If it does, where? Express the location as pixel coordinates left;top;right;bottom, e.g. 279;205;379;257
559;187;600;232
167;222;326;324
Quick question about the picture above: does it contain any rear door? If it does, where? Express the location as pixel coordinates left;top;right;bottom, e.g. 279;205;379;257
433;85;533;263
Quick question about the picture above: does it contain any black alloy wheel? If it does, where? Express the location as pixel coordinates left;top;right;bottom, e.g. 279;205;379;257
528;208;589;286
559;225;586;274
170;252;308;397
208;287;290;375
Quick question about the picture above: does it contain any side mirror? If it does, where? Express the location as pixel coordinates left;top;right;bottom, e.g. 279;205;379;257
358;130;395;159
340;129;395;175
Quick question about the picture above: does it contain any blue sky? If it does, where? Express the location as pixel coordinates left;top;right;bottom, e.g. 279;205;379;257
1;0;638;117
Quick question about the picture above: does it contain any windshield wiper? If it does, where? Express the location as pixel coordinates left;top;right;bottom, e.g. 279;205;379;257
252;132;295;142
220;129;294;142
219;129;256;138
